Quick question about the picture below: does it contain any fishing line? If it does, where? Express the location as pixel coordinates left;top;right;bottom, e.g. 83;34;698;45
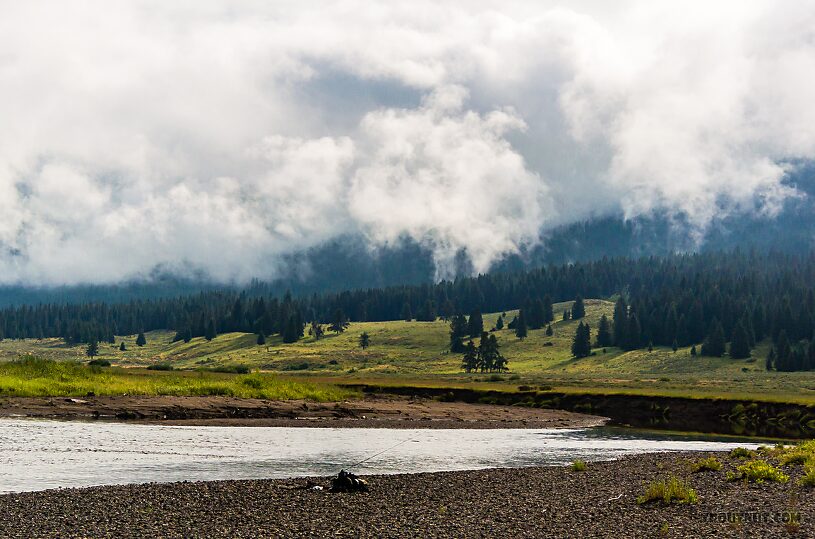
346;436;416;469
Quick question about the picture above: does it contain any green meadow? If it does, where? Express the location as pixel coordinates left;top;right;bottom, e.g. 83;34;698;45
2;299;815;403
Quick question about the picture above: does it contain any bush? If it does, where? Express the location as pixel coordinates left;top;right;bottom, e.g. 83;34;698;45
800;465;815;488
691;456;722;473
730;447;754;459
202;364;251;374
87;359;111;367
486;374;505;382
146;363;173;371
571;459;587;472
637;476;698;505
727;460;789;483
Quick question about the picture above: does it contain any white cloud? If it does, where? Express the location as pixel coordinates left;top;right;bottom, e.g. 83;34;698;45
0;0;812;284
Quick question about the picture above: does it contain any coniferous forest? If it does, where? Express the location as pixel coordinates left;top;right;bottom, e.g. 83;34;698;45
2;249;815;371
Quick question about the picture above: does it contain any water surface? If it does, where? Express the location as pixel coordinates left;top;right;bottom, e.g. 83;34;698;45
0;419;772;493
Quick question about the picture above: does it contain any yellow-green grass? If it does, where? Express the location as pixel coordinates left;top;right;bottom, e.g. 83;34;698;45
1;299;814;403
0;356;355;401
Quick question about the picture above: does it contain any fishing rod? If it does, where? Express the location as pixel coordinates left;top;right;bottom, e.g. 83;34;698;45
346;435;416;469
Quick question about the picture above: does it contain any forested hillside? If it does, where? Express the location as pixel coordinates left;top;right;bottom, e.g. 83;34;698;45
0;250;814;371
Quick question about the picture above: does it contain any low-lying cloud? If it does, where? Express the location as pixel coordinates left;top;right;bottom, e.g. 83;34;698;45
0;0;813;284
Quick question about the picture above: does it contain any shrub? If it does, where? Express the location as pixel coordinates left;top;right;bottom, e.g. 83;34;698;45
87;359;111;367
487;374;505;382
691;456;722;473
571;459;587;472
800;465;815;488
727;460;789;483
146;363;173;371
202;364;251;374
730;447;754;459
779;450;811;466
637;476;698;505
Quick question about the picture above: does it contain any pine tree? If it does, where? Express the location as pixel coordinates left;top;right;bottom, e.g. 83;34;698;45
309;321;325;340
204;320;216;341
468;309;483;338
256;332;266;346
571;322;591;358
690;345;697;357
282;315;299;343
359;332;370;349
416;300;436;322
462;340;478;373
495;315;504;331
330;308;349;334
546;324;553;336
183;328;192;343
776;330;791;371
542;295;554;323
701;319;726;357
530;299;545;329
136;332;147;347
671;339;678;352
595;315;612;347
119;341;126;351
729;322;751;359
613;296;628;346
449;314;468;353
562;309;571;321
572;295;586;319
86;340;99;358
766;346;775;371
401;302;413;322
490;335;507;372
515;309;528;340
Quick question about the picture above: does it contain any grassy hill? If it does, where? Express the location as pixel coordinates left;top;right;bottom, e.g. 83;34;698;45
3;299;815;403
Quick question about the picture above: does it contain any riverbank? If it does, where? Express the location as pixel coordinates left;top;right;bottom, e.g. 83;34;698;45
1;450;810;538
0;394;604;429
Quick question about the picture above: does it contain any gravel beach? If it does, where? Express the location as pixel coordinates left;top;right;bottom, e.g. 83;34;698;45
1;451;811;538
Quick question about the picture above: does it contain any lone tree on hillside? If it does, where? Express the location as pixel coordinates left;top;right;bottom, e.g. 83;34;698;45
595;315;612;347
256;332;266;346
309;321;325;340
468;309;484;338
330;308;349;334
86;340;99;358
449;314;468;353
136;332;147;347
119;341;126;352
514;309;528;340
546;324;554;336
494;315;504;331
571;322;591;358
572;295;586;319
359;332;370;349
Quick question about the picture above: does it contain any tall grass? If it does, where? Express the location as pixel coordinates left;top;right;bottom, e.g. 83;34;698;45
0;356;355;401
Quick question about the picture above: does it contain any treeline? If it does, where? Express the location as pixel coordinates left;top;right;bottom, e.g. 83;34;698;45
1;250;815;371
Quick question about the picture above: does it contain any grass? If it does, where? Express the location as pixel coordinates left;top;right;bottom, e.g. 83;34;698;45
691;456;722;473
0;356;356;401
3;299;815;404
729;447;754;459
571;459;587;472
727;460;789;483
637;476;698;505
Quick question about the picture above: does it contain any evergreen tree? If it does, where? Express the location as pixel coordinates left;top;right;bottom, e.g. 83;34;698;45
690;345;697;357
701;319;726;357
119;341;126;351
545;324;553;336
776;330;792;371
401;302;413;322
359;332;370;349
330;308;349;333
490;335;507;372
729;322;751;359
766;346;776;371
468;309;483;338
595;315;612;347
542;295;554;323
136;332;147;347
183;328;192;343
613;297;628;347
625;314;641;350
256;332;266;346
462;340;478;373
572;295;586;319
515;309;528;340
529;299;545;329
282;315;300;343
416;300;436;322
571;322;591;358
495;315;504;331
204;320;216;341
309;321;325;340
86;340;98;358
449;314;468;353
672;339;678;352
562;309;571;321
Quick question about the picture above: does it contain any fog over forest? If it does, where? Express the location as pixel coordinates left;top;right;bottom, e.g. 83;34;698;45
1;1;815;285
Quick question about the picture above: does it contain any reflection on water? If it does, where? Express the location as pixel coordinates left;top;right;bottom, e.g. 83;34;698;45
0;419;774;493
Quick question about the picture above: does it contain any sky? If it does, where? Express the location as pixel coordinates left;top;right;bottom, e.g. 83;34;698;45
1;0;814;284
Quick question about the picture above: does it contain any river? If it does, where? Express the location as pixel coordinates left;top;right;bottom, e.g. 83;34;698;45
0;419;775;493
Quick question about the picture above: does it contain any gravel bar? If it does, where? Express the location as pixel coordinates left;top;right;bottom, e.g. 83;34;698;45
1;451;812;538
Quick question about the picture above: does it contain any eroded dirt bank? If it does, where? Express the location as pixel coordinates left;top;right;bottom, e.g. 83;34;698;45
0;394;605;429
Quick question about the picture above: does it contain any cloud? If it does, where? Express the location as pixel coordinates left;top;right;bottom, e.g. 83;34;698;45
0;0;813;284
